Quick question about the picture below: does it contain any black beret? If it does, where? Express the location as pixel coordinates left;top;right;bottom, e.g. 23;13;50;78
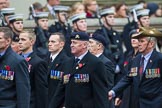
70;31;89;41
91;33;107;47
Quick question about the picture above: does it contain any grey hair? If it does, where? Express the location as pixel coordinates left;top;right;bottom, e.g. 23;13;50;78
146;37;157;48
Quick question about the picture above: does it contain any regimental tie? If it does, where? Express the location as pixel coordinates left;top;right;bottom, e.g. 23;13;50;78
139;57;145;79
50;57;53;62
74;58;80;65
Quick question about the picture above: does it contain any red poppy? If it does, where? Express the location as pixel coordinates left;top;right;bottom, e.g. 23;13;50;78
25;57;31;62
124;61;128;67
78;63;83;68
5;65;10;71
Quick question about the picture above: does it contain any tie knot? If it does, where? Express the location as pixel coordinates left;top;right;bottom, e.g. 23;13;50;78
75;58;80;64
140;57;145;64
141;57;145;61
50;57;53;62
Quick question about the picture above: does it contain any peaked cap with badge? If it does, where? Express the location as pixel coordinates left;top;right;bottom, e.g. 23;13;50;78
132;27;162;39
128;3;144;13
100;7;115;17
8;14;23;23
1;8;15;16
70;31;89;41
70;13;86;23
35;12;49;19
137;9;150;19
53;5;70;12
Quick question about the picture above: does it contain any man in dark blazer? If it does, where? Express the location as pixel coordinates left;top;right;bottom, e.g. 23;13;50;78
109;27;162;108
49;31;109;108
89;33;115;108
19;30;48;108
0;27;30;108
47;32;70;106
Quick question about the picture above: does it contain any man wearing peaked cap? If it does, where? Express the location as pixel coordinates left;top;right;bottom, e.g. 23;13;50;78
8;14;23;35
8;14;24;54
1;8;15;26
49;31;109;108
94;6;124;86
136;9;150;27
33;12;50;59
109;26;162;108
70;13;87;32
48;5;72;57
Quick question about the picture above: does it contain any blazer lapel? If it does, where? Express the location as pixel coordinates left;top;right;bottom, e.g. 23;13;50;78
71;52;89;76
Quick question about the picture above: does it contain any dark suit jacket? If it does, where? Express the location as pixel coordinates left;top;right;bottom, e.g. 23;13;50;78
112;50;162;108
27;52;48;108
0;47;30;108
99;54;115;108
47;50;70;104
49;52;109;108
99;54;115;90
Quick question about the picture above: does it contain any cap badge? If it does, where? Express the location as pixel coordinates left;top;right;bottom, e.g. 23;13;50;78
149;30;154;34
75;34;80;39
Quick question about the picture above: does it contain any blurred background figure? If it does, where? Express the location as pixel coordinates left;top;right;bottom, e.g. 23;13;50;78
28;2;43;20
122;3;144;56
115;2;128;18
33;12;50;59
70;12;87;32
136;9;150;27
82;0;98;18
48;5;72;57
146;2;162;17
0;0;8;10
43;0;60;19
8;14;24;38
6;0;10;7
0;8;15;26
69;2;85;16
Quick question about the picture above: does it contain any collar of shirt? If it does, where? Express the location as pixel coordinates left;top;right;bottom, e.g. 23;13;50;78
22;52;32;58
75;51;88;62
95;53;102;57
0;51;6;57
50;52;60;61
142;50;153;70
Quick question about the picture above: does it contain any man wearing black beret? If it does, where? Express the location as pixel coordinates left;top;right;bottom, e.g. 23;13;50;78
49;31;109;108
89;33;115;108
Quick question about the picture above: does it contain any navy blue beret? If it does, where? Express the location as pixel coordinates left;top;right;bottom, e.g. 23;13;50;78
71;31;89;41
91;33;107;47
